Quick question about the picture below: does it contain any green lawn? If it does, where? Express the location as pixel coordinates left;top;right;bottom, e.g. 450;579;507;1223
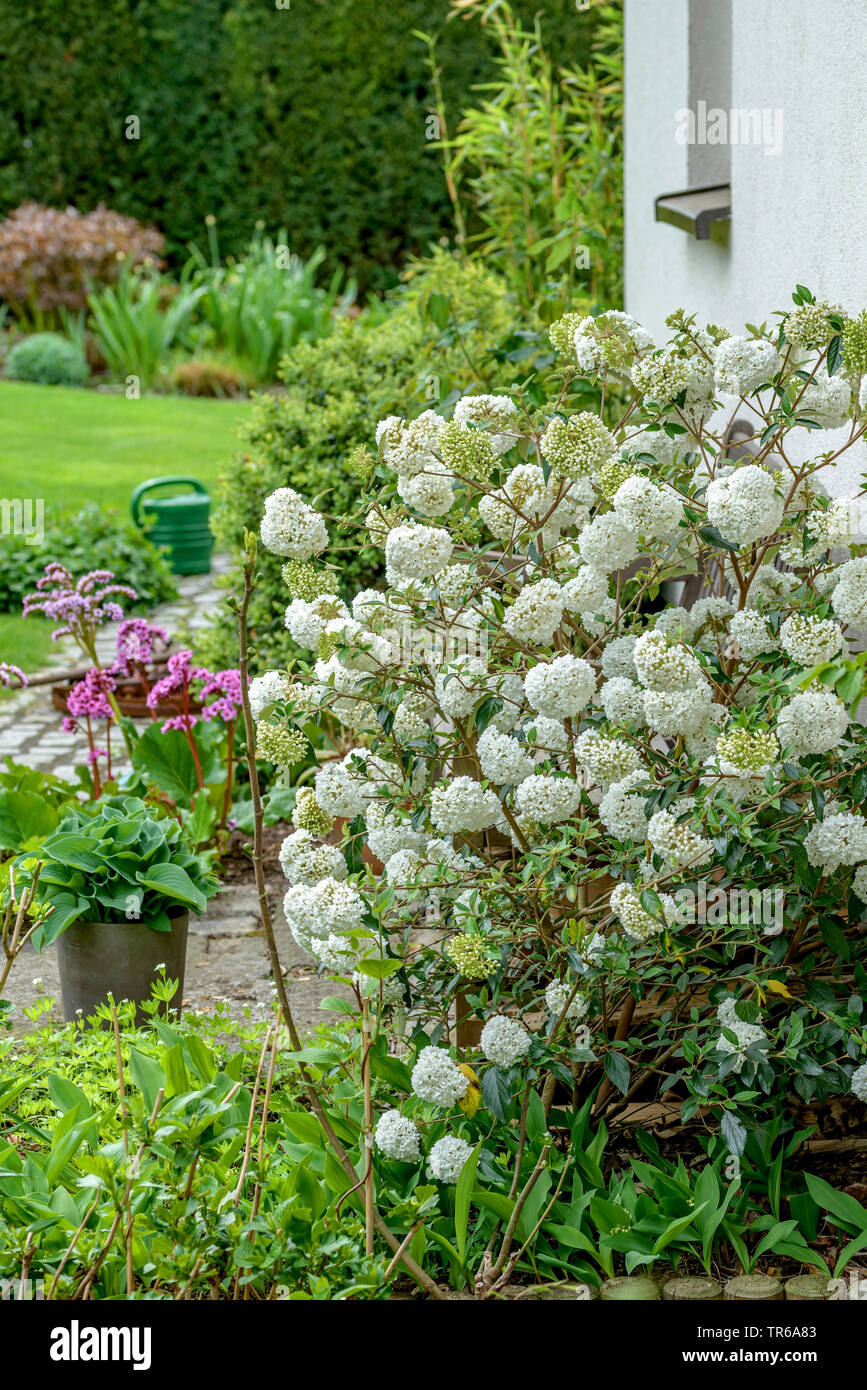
0;381;251;515
0;382;252;676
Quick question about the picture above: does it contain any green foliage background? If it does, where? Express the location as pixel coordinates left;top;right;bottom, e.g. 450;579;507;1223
200;251;515;672
0;0;597;294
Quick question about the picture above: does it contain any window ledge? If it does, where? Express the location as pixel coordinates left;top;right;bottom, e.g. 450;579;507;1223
655;184;731;246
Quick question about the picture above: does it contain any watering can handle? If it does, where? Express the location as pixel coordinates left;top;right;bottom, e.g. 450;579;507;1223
131;476;210;527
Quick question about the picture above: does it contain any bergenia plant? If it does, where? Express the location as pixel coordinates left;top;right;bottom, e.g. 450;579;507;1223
147;651;243;824
62;667;118;796
248;288;867;1293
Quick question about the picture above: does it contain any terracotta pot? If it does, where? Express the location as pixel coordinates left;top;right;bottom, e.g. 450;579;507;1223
56;909;189;1025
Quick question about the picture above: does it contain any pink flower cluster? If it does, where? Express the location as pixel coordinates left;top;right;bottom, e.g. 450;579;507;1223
62;667;117;732
147;650;243;733
115;618;169;674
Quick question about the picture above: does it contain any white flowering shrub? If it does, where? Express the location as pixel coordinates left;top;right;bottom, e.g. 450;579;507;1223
253;290;867;1281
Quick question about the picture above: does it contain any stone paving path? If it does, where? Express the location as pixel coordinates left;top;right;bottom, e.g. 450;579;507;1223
0;555;233;781
1;552;352;1037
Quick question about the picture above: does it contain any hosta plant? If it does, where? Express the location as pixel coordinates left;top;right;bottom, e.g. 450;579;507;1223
247;287;867;1294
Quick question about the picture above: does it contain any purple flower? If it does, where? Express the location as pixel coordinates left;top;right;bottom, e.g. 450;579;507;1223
0;662;27;689
23;563;138;652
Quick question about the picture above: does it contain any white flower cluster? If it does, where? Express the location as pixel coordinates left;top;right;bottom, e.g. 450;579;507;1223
776;689;848;758
502;579;565;645
807;500;858;551
648;801;714;869
779;614;843;666
279;829;347;887
453;393;517;452
561;565;610;617
728;609;776;662
632;629;713;738
612;475;684;542
248;669;290;719
851;1063;867;1104
514;773;581;825
832;557;867;632
545;978;589;1021
374;1109;421;1160
480;1015;532;1067
599;769;649;842
411;1047;469;1106
428;1135;474;1183
706;465;784;548
283;876;366;970
523;654;595;719
430;776;501;834
364;802;427;864
571;310;653;376
797;370;851;430
385;524;453;583
713;336;780;396
540;412;617;479
477;726;535;786
804;809;867;875
261;487;329;560
716;996;766;1073
574;730;642;789
610;882;676;942
578;512;640;574
600;676;646;728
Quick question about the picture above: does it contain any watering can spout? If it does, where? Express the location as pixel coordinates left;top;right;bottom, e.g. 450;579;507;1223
131;476;214;575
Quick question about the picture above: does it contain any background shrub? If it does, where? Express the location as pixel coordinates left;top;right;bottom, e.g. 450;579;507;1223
199;251;515;671
5;331;90;386
0;502;178;615
0;201;163;322
0;0;599;295
170;357;248;398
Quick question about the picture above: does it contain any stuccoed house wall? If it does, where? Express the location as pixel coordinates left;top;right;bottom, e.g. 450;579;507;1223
624;0;867;508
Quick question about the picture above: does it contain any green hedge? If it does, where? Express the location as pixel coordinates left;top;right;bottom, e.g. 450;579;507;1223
0;0;596;293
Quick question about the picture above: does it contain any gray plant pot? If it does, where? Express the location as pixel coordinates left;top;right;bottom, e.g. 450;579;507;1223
56;910;189;1025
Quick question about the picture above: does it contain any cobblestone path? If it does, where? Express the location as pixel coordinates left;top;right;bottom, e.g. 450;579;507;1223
0;555;232;780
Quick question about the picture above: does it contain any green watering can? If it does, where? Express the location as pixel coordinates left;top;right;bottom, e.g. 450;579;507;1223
131;476;214;576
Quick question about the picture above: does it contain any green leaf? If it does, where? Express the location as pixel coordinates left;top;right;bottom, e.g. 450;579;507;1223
752;1219;799;1260
805;1173;867;1233
46;1074;98;1150
721;1110;747;1157
698;525;740;554
0;790;59;851
455;1143;482;1263
34;892;87;947
136;862;207;913
603;1051;629;1096
131;724;213;806
128;1048;165;1113
354;957;402;979
39;832;105;873
161;1043;189;1098
481;1066;512;1121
